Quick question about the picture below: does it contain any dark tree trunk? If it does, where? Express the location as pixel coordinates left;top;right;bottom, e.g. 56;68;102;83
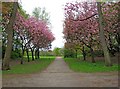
36;48;40;59
21;49;24;64
21;46;25;64
82;46;86;61
31;48;34;61
26;48;30;62
2;2;18;70
90;47;95;63
37;48;40;59
75;49;77;58
35;49;38;59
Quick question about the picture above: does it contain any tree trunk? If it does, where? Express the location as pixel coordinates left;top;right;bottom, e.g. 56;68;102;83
2;2;18;70
26;48;30;62
31;48;34;61
97;2;112;66
37;48;40;59
90;47;95;63
21;46;25;64
75;49;77;58
82;46;86;61
35;49;38;59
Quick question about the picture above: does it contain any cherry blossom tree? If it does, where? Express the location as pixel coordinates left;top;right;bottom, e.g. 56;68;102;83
102;2;119;55
14;15;55;63
63;2;98;63
26;17;55;59
14;12;31;64
2;4;55;68
63;1;119;65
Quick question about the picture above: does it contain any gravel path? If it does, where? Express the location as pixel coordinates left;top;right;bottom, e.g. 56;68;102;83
2;57;118;87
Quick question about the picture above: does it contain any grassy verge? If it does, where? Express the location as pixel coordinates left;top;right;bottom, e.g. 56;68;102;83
3;57;55;74
64;58;119;73
24;56;56;60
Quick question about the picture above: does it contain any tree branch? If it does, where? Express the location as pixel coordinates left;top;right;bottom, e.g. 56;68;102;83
72;14;97;21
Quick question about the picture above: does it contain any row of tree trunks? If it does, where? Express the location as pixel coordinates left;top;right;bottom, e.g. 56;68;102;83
21;47;41;64
21;46;41;64
26;46;41;62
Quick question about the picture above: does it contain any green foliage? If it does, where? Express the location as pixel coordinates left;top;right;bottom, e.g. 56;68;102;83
19;4;29;19
53;47;62;56
94;50;104;57
24;51;32;57
64;49;76;58
3;57;55;74
11;51;19;59
85;49;104;57
11;50;22;59
40;51;54;56
32;7;50;24
40;56;56;59
64;58;119;72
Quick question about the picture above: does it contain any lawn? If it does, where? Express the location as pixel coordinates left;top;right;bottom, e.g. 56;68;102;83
24;55;56;60
64;58;119;73
3;57;55;74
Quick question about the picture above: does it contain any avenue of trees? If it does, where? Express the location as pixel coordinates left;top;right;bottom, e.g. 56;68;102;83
2;1;120;71
2;2;55;70
63;1;120;66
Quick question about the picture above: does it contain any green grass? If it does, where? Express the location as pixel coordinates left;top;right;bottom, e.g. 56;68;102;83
64;58;119;73
24;56;56;60
3;57;55;74
40;56;56;58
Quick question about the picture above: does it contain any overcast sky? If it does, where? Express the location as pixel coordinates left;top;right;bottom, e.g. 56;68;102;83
20;0;86;50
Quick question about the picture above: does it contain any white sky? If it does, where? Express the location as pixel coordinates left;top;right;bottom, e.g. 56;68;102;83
20;0;84;50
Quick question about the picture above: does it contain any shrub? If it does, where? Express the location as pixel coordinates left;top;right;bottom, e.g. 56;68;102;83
11;51;19;59
11;49;22;59
94;50;104;57
64;49;76;58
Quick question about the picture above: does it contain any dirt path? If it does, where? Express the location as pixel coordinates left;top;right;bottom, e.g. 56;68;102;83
2;57;118;87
